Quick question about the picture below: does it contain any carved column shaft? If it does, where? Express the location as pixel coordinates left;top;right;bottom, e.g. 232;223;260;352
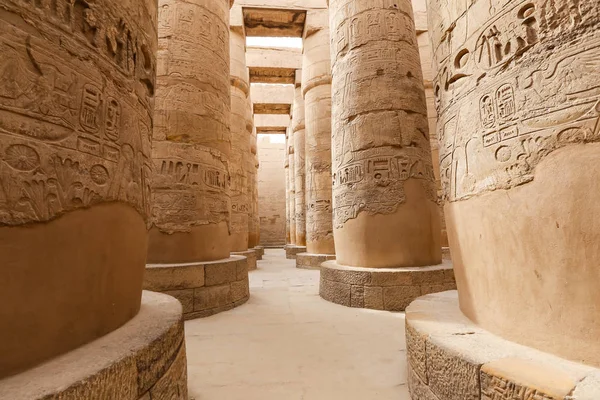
329;0;441;268
248;125;260;247
229;29;250;252
303;16;335;255
292;72;307;246
149;0;232;263
430;0;600;366
288;125;297;245
0;0;156;377
284;132;291;244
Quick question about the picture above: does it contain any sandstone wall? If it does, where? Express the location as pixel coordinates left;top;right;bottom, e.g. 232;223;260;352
258;135;287;246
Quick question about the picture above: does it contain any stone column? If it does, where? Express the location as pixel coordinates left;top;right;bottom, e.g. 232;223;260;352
291;70;307;252
0;0;187;393
411;0;600;374
229;27;250;253
320;0;455;310
285;133;291;244
145;0;250;320
297;10;336;269
288;125;297;246
248;125;261;252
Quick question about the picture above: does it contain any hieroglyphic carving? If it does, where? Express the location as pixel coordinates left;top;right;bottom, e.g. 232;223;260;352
330;0;438;228
151;142;229;233
0;0;156;225
481;371;555;400
430;0;600;202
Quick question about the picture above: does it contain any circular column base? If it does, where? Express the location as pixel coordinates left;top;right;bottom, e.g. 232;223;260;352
231;250;257;271
253;246;264;260
144;256;250;320
296;252;336;270
0;291;187;399
319;260;455;311
285;245;307;259
406;291;600;400
441;247;452;260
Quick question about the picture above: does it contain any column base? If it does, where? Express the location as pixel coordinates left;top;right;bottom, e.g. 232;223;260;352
319;260;455;311
441;247;452;260
296;252;335;270
0;291;187;399
406;291;600;400
253;246;264;260
285;245;307;259
231;250;257;271
144;256;250;320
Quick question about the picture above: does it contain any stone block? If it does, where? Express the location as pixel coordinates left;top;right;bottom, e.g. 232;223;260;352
163;289;194;314
406;322;427;384
350;285;365;308
480;358;576;400
143;263;205;292
319;279;351;307
204;259;238;287
296;253;336;269
0;292;186;400
383;286;421;311
149;343;188;399
194;285;232;311
370;269;414;287
408;365;441;400
320;263;371;285
364;286;384;310
411;268;448;286
235;256;249;280
231;280;250;303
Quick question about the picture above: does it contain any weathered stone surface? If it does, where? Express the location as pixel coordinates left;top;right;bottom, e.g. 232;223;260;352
0;292;186;399
229;29;251;252
257;135;286;246
143;263;205;292
319;261;455;311
254;246;265;260
406;292;600;400
319;279;351;307
148;342;188;400
231;280;251;303
231;250;258;271
163;289;194;314
288;130;297;245
194;284;232;311
149;0;232;263
350;285;365;308
303;11;335;256
292;71;307;246
285;245;307;259
330;0;441;269
0;0;157;378
243;7;306;37
247;47;302;84
430;0;600;367
204;258;239;287
296;253;336;269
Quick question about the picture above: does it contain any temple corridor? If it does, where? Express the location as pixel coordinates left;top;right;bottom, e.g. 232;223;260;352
185;249;410;400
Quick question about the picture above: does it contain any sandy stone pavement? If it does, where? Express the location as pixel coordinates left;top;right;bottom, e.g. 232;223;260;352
186;248;410;399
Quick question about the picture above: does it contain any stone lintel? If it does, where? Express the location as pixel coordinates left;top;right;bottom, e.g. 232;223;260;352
0;292;187;400
250;67;296;84
255;114;291;133
251;83;294;106
406;291;599;400
304;9;329;39
144;256;249;320
254;103;291;114
296;252;336;270
243;7;306;37
319;261;456;311
285;245;307;259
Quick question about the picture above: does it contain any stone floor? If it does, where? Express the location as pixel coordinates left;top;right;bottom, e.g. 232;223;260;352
186;248;410;399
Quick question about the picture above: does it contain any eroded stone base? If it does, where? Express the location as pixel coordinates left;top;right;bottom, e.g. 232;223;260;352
231;250;257;271
144;256;250;320
296;252;336;270
0;291;187;399
441;247;451;260
285;245;307;259
406;291;600;400
319;261;455;311
253;246;265;260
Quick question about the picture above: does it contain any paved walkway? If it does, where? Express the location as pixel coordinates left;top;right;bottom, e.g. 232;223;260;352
186;249;410;400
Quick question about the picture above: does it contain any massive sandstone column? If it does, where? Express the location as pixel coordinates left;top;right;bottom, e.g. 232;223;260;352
431;0;600;366
229;28;250;253
320;0;455;310
144;0;250;320
285;133;291;244
296;10;336;269
0;0;187;395
406;2;600;398
293;71;307;246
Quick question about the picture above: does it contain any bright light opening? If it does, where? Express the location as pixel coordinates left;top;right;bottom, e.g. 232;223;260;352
258;133;286;143
246;37;303;49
